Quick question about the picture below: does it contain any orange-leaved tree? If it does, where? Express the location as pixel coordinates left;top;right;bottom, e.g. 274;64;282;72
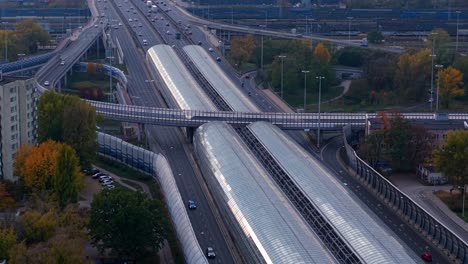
20;140;60;191
313;42;331;65
230;34;256;67
438;66;464;109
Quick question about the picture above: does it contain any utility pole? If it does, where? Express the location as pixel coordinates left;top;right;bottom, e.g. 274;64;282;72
435;64;443;112
456;11;461;52
316;76;324;149
429;33;438;112
302;70;309;112
347;17;353;43
278;55;286;98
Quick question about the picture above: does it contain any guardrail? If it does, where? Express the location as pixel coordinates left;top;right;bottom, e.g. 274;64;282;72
97;132;208;264
343;126;468;264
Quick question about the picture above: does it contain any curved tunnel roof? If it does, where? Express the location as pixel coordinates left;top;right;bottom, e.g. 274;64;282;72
193;121;337;264
146;45;216;111
247;121;419;264
183;45;261;113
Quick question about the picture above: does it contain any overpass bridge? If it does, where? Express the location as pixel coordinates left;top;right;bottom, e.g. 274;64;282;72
89;100;468;130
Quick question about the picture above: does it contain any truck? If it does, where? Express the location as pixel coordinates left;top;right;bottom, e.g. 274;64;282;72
151;5;158;12
360;38;368;47
146;0;152;7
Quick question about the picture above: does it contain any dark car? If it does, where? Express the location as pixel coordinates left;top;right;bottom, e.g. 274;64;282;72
197;41;202;45
188;200;197;210
421;252;432;262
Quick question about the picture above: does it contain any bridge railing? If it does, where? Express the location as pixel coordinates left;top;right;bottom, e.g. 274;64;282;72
97;132;208;264
343;127;468;263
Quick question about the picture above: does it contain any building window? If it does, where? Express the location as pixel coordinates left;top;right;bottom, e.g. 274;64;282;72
10;87;16;93
10;96;16;102
10;115;17;122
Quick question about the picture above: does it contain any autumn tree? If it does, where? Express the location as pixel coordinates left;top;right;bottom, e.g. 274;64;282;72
20;209;58;244
0;228;16;261
53;145;84;208
438;66;464;109
37;91;98;168
359;130;386;168
427;28;455;65
433;130;468;186
20;140;60;191
453;57;468;98
313;42;331;64
89;189;168;261
230;34;256;67
15;19;50;54
394;49;431;102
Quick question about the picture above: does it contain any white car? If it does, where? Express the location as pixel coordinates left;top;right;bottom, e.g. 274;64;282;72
129;18;132;22
118;22;123;26
60;60;65;65
208;47;214;52
44;81;50;86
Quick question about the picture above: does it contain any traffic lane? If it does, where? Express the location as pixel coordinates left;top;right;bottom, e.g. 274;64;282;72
109;3;235;261
321;137;451;264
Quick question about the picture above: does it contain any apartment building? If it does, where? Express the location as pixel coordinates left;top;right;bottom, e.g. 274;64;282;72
0;76;38;181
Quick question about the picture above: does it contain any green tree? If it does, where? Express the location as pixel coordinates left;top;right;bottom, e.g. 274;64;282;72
63;99;97;168
386;116;413;170
53;145;84;208
394;49;431;102
0;30;19;61
0;228;16;261
337;47;363;67
367;31;384;44
359;129;386;167
433;130;468;186
37;91;66;143
453;56;468;98
20;209;58;244
15;19;50;54
438;66;464;109
89;189;167;261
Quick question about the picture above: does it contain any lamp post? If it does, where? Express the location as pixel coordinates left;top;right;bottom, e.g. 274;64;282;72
347;17;353;43
259;25;266;72
2;22;8;61
302;70;309;112
278;55;286;98
231;7;234;25
106;56;115;102
459;185;467;218
429;32;438;112
435;64;443;112
316;76;325;148
456;11;461;52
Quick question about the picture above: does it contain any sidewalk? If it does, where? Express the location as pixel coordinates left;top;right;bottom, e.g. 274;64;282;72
389;173;468;243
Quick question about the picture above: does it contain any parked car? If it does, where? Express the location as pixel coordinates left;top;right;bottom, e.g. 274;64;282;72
105;185;115;189
93;172;106;179
206;247;216;259
188;200;196;210
99;175;113;182
89;168;100;175
101;179;114;185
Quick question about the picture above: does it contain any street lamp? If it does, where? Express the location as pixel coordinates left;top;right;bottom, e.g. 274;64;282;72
259;25;266;72
316;76;325;148
347;17;353;43
301;70;309;112
2;22;8;61
278;55;286;98
106;56;115;102
456;11;461;52
435;64;443;112
429;32;438;112
459;185;467;218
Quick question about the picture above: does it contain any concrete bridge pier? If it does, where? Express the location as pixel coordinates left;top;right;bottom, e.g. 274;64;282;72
185;127;195;143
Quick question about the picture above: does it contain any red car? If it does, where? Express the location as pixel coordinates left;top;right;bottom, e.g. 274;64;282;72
421;252;432;262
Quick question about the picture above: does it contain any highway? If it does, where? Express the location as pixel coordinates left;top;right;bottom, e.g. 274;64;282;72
96;0;237;262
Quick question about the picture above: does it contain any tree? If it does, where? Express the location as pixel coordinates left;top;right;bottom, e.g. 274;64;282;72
53;145;84;208
0;228;16;261
37;91;66;143
433;130;468;186
20;140;60;191
63;99;98;168
20;209;58;244
367;31;384;44
0;183;17;209
337;47;363;67
15;19;50;54
386;116;413;170
38;91;98;168
438;66;464;109
359;129;386;167
394;49;431;102
89;189;167;260
453;57;468;98
230;35;256;66
313;42;331;64
427;28;455;65
0;30;19;61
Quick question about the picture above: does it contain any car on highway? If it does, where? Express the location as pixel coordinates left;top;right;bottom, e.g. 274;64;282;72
129;18;132;22
138;23;143;27
208;47;213;52
138;32;143;36
197;41;202;45
216;57;221;62
166;30;171;35
118;22;123;26
60;60;65;65
421;252;432;262
166;23;169;27
187;200;196;210
206;247;216;259
43;81;50;86
143;39;148;46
